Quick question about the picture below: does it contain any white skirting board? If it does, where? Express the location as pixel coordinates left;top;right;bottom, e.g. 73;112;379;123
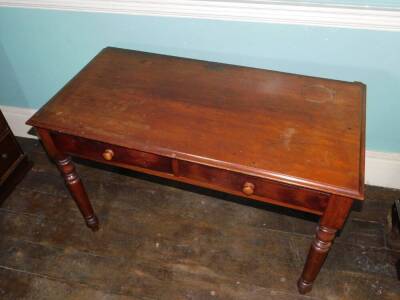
0;105;37;139
1;104;399;190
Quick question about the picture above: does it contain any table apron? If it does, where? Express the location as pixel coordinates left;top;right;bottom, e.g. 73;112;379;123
51;132;330;215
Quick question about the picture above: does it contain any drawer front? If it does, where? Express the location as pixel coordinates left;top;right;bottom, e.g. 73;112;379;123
0;134;22;176
51;132;328;214
52;133;173;174
178;160;330;213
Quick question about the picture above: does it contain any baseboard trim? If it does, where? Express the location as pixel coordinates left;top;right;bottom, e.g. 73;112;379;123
1;0;400;31
0;105;37;139
365;151;400;190
1;105;399;190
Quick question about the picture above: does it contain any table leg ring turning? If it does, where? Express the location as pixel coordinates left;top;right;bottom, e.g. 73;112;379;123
56;156;99;231
298;225;337;294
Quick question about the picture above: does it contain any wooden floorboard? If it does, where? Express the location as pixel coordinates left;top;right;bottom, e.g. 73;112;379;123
0;137;399;299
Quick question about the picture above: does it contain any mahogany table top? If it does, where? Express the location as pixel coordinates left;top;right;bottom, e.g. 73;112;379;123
28;47;366;199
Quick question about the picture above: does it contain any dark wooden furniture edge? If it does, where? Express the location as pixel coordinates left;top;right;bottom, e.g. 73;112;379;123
1;108;33;203
0;154;32;203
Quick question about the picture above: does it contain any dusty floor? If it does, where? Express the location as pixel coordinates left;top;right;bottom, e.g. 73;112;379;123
0;137;400;300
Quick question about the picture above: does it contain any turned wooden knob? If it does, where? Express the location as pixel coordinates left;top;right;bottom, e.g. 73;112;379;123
242;182;255;196
102;149;114;161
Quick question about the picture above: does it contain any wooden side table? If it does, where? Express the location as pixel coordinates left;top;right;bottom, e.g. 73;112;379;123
27;47;366;294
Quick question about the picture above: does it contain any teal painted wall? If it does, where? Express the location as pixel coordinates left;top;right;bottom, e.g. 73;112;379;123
0;7;400;152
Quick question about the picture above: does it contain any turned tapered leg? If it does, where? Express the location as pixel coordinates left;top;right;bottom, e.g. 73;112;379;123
56;156;99;231
297;225;336;293
298;195;353;294
36;128;99;231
